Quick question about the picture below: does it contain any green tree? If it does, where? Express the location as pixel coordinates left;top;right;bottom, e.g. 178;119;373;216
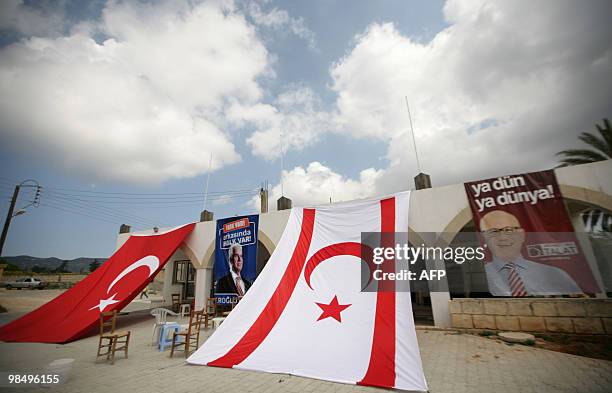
32;265;50;273
0;260;21;272
89;259;101;273
557;118;612;166
53;260;70;273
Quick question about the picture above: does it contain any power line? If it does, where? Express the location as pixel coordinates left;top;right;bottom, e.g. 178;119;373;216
42;186;259;196
44;194;163;228
42;189;258;201
41;191;259;205
40;202;128;226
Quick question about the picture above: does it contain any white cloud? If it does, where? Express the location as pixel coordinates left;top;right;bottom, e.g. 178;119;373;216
229;86;333;160
245;1;316;49
251;161;383;210
0;0;65;37
0;0;270;184
262;0;612;206
329;0;612;188
213;194;235;206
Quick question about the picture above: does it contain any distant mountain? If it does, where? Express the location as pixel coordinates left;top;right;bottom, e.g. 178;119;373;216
0;255;108;273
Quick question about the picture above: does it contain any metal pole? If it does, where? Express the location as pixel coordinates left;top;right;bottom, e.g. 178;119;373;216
203;152;213;211
0;185;20;257
405;96;422;173
280;131;285;197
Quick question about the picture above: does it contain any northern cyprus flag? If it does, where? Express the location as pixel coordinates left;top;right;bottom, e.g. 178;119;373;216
188;192;427;391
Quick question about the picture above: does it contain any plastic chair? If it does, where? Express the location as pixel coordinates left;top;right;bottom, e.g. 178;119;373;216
179;303;191;317
150;308;179;345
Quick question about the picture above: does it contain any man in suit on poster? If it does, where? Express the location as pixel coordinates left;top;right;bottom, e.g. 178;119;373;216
481;210;582;296
215;243;253;296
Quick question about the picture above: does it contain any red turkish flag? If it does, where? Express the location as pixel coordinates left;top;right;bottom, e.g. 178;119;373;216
0;223;194;343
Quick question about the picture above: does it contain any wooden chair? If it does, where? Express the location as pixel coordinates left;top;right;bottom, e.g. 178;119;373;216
171;293;181;313
203;298;217;329
170;309;204;358
96;311;131;365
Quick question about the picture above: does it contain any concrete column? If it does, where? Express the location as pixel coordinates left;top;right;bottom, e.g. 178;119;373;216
119;224;131;234
570;211;607;298
414;173;432;190
260;188;269;213
200;210;214;222
277;196;292;210
412;173;452;327
194;268;212;311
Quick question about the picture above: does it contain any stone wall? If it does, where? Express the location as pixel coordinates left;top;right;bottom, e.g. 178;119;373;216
450;298;612;334
2;273;88;284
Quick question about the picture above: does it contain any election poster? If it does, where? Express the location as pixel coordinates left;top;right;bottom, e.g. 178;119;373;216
214;214;259;305
464;169;600;296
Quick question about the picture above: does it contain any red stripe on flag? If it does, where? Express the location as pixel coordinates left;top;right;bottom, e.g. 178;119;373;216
358;197;397;388
208;209;316;368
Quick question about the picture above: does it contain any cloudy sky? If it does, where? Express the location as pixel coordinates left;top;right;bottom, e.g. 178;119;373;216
0;0;610;259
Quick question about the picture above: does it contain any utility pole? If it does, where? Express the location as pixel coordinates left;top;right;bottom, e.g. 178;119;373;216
0;185;20;257
0;180;41;257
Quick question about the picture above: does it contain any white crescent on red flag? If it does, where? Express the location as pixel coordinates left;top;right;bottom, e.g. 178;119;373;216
188;192;427;391
0;223;195;343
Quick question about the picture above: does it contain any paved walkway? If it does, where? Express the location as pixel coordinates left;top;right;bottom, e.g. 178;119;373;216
0;312;611;393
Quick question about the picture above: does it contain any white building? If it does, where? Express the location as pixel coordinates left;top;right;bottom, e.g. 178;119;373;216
117;160;612;332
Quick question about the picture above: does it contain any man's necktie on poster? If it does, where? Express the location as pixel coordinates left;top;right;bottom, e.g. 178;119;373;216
235;277;244;296
504;263;527;297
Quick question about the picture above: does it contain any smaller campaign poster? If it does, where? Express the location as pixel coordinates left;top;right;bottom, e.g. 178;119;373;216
214;214;259;305
464;170;600;296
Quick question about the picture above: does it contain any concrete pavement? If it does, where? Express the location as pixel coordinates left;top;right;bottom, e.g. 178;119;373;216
0;311;611;393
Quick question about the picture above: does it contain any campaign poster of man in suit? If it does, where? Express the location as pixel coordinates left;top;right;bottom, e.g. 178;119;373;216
464;170;600;296
213;215;259;304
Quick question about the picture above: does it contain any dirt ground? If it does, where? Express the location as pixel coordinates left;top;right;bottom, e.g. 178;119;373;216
0;288;66;313
2;289;611;362
472;330;612;361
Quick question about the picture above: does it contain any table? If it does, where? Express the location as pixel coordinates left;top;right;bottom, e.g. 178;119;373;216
158;322;180;352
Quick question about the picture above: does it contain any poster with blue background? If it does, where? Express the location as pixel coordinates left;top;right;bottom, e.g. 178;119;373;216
214;214;259;305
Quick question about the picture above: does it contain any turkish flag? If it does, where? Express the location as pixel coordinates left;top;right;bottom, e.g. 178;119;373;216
0;223;195;343
188;192;427;391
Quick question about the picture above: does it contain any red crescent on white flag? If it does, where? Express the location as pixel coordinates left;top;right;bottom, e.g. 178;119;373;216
303;242;376;290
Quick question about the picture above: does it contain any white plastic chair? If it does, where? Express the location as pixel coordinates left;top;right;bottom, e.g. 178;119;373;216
150;308;179;345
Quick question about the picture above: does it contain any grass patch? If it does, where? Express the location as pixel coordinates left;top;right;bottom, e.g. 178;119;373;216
523;339;536;346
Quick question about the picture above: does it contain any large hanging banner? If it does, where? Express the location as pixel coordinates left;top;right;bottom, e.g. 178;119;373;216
0;224;195;343
464;170;600;296
213;214;259;305
189;192;428;392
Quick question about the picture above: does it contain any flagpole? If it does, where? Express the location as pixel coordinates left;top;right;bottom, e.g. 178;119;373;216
279;130;285;197
405;96;422;173
203;152;213;211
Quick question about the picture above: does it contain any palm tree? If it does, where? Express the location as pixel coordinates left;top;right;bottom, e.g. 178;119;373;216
557;118;612;166
557;119;612;236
